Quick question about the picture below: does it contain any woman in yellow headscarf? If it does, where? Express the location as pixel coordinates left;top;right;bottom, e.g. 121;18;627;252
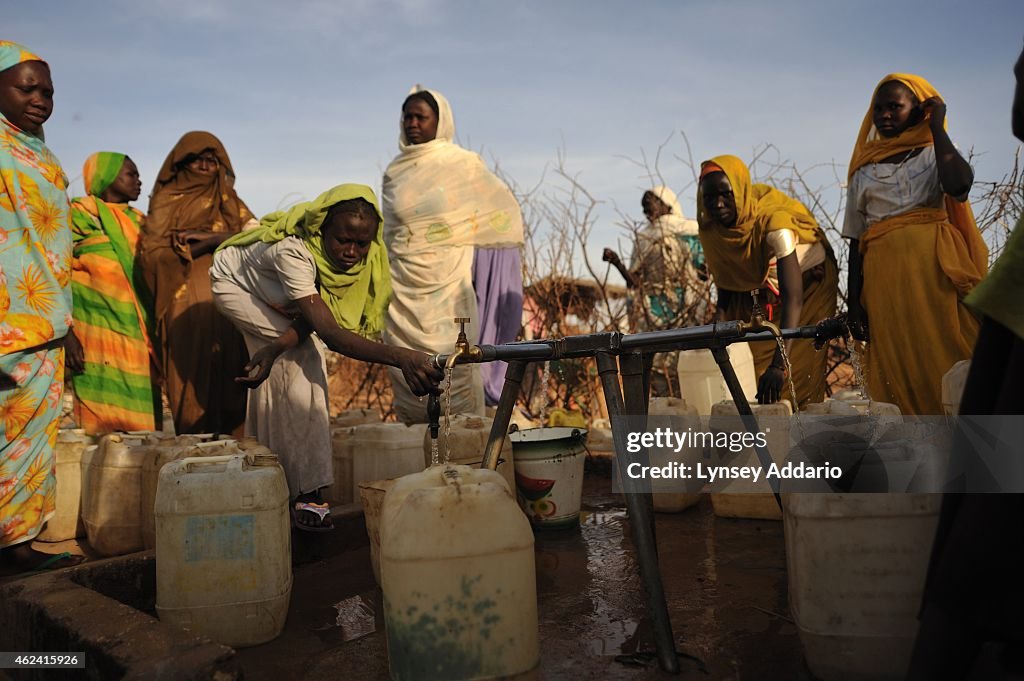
698;155;838;408
69;152;160;434
843;74;986;416
211;184;441;530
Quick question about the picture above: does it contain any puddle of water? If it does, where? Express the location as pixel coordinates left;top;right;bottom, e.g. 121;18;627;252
579;509;627;527
587;618;639;656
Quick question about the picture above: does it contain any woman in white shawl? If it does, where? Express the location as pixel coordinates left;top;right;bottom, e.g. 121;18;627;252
382;87;525;422
603;186;705;395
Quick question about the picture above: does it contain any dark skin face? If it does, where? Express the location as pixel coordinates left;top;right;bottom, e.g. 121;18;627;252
402;99;438;145
0;61;53;135
641;191;671;221
872;81;923;138
100;157;142;204
700;172;737;227
184;148;220;175
321;211;375;271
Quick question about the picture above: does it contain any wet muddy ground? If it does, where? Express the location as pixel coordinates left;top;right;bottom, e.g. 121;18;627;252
234;474;814;680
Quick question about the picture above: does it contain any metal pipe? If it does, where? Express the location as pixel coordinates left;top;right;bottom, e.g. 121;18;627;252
711;346;782;509
432;322;827;368
481;360;527;471
598;352;680;674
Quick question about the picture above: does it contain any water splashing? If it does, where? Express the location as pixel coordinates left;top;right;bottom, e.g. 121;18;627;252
774;337;805;440
846;334;872;415
443;367;453;464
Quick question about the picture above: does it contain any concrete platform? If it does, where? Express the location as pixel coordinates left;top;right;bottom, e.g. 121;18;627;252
0;553;240;680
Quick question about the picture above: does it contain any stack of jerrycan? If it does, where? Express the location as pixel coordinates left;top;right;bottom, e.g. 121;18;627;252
647;397;702;512
155;448;291;647
333;408;381;428
360;416;512;587
783;393;942;680
365;416;517;585
707;400;792;520
358;477;396;585
141;437;244;549
326;425;356;505
676;343;757;416
324;408;381;504
381;464;538;680
36;429;94;543
82;432;235;556
419;415;515;491
327;423;427;507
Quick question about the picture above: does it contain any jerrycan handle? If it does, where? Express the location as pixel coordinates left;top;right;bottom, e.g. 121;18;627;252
191;439;234;450
181;454;244;473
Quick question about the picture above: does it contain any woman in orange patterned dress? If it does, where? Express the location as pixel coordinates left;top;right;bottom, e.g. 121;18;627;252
0;41;80;573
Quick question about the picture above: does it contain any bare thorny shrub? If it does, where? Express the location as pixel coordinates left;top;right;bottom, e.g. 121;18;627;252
328;139;1022;422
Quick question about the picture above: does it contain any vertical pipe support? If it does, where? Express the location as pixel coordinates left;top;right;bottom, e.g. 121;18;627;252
598;352;679;674
481;360;528;471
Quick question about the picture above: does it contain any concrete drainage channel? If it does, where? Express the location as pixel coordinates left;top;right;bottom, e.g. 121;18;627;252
0;504;367;681
0;552;239;680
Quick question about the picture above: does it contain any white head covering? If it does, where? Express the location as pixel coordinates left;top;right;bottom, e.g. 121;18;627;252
398;85;456;153
648;185;698;236
382;85;525;254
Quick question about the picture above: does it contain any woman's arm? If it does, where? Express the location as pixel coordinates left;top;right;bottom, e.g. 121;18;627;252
175;231;234;258
295;295;441;395
756;253;802;404
602;248;638;288
846;241;868;341
239;296;442;395
924;97;973;199
65;328;85;375
237;318;313;387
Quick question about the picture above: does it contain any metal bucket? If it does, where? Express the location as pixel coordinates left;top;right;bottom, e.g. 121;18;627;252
509;427;587;529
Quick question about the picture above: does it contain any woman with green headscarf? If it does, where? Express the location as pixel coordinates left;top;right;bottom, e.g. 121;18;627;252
211;183;442;531
69;152;160;433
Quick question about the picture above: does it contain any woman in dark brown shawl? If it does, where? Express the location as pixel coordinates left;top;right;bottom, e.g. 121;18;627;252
138;131;252;435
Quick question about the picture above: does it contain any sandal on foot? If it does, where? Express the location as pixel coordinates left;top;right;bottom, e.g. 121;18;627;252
291;501;334;533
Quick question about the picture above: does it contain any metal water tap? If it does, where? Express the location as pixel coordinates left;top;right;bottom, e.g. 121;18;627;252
444;317;483;370
738;288;781;338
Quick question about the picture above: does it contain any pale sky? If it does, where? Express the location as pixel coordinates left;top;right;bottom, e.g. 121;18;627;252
8;0;1024;274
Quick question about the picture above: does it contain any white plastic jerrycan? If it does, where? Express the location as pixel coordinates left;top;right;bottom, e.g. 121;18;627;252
155;452;291;648
381;464;538;680
647;397;703;512
677;344;757;416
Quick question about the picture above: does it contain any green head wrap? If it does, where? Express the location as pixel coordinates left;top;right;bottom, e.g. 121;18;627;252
82;151;127;197
220;183;392;338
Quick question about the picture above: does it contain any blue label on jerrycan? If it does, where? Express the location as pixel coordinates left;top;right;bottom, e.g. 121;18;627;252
184;515;255;562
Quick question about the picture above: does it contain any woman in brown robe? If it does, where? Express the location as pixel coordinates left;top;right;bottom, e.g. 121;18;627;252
138;131;252;435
